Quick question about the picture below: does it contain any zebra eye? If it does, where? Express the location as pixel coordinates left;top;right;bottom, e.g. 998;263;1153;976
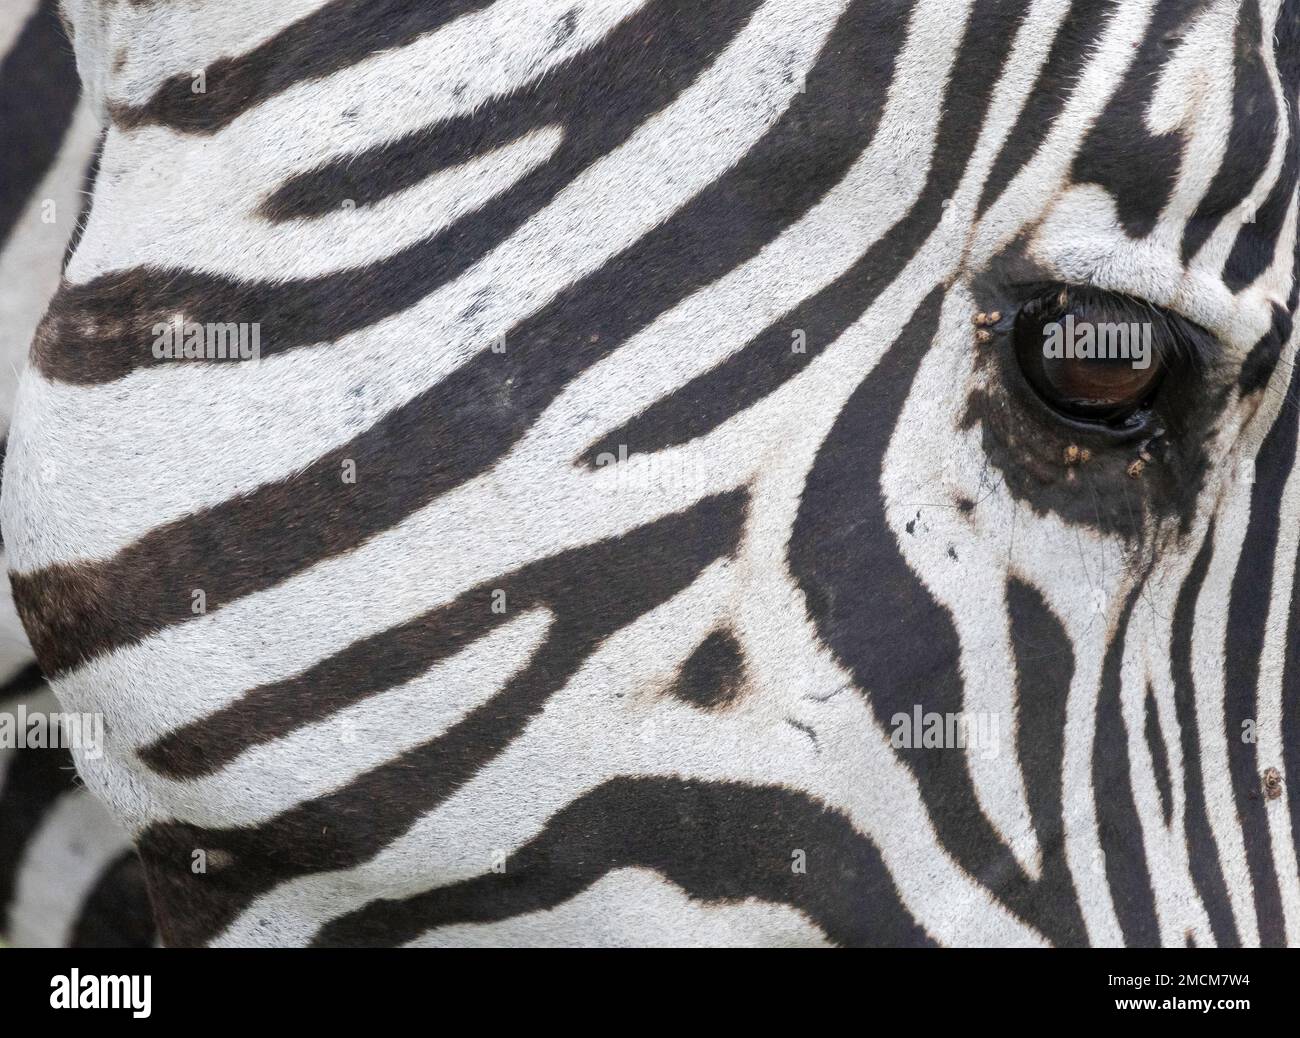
1010;287;1165;428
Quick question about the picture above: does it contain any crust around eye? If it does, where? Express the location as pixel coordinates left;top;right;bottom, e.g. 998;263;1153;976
963;275;1226;540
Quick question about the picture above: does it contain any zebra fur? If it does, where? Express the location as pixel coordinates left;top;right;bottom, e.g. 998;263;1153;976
0;0;154;948
2;0;1298;947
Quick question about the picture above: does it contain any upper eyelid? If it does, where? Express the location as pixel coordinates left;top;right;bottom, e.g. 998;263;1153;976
1009;282;1222;369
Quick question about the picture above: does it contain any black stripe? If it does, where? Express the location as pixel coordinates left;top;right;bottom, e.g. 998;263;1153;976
1149;681;1180;827
1180;0;1278;264
136;490;747;946
665;630;747;711
0;0;79;251
0;662;45;703
0;751;79;933
17;0;908;677
141;492;744;778
260;0;715;221
110;0;494;134
1169;521;1240;948
789;288;1083;945
33;0;766;384
581;0;1026;464
1221;128;1298;293
1006;577;1088;946
1143;684;1174;828
69;850;157;948
1092;585;1161;946
312;778;935;948
1222;0;1300;292
1221;361;1298;947
976;0;1109;218
1071;0;1212;239
1238;303;1294;395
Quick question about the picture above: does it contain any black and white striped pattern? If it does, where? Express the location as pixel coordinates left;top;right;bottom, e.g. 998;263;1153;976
1;0;1298;946
0;663;153;947
0;0;154;948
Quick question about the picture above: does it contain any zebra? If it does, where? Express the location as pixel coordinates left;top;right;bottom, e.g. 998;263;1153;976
1;0;1297;947
0;0;154;948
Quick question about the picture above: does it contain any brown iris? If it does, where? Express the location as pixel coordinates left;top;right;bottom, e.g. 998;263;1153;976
1013;290;1164;426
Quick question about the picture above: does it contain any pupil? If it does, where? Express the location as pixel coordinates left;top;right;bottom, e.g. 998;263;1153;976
1013;293;1162;423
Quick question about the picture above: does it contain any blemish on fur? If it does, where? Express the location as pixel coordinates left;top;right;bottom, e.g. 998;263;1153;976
206;848;235;871
802;683;850;703
460;297;488;322
785;718;820;752
549;8;579;50
1262;766;1283;801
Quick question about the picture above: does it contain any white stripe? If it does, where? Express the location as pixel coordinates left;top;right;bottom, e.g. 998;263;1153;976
8;789;133;948
0;0;42;61
59;0;330;118
151;609;553;830
75;123;564;284
1140;569;1219;946
1194;489;1264;945
8;0;847;572
0;99;99;431
215;557;1046;947
67;0;649;286
1251;335;1300;945
1181;0;1292;282
1120;595;1214;945
404;868;832;948
973;0;1158;265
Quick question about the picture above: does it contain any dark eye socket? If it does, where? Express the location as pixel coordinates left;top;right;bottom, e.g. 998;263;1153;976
1011;286;1194;430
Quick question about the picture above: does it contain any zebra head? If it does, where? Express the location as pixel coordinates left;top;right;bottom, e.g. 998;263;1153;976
0;0;1296;946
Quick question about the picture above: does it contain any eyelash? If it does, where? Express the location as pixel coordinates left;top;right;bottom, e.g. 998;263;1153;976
1002;284;1215;433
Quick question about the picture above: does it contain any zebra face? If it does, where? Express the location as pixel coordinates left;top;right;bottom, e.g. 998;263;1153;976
0;0;1296;946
